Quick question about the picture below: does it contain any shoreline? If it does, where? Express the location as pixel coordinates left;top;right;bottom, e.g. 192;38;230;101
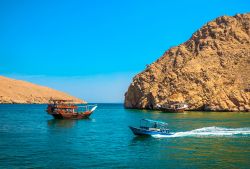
124;107;250;113
1;103;249;112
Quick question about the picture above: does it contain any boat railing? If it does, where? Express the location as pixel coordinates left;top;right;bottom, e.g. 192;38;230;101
140;120;169;132
159;102;188;109
77;104;98;112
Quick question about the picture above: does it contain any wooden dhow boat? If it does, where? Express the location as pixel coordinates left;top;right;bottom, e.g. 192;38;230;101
156;102;188;113
46;99;97;119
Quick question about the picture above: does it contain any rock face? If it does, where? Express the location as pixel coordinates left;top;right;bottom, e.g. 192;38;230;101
0;76;85;104
125;13;250;112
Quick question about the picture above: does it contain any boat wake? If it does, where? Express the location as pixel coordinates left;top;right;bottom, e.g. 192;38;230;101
152;126;250;138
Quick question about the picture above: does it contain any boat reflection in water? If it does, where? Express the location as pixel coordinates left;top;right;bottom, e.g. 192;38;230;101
47;119;76;128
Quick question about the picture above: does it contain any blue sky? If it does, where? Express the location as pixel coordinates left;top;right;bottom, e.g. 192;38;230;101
0;0;249;102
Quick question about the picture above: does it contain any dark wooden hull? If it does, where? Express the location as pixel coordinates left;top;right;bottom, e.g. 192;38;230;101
48;111;93;119
159;108;186;113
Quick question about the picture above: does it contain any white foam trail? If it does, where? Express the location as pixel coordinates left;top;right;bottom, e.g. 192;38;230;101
152;126;250;138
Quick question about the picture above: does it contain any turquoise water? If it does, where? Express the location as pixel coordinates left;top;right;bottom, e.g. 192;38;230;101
0;104;250;169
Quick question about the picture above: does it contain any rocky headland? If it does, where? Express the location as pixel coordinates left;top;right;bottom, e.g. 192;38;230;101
0;76;85;104
125;13;250;112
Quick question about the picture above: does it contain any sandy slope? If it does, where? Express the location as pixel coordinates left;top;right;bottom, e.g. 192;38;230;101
0;76;85;104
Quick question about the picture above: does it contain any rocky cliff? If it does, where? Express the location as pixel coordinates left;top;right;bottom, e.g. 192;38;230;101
0;76;85;104
125;13;250;112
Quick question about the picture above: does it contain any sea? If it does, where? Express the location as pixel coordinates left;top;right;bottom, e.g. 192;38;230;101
0;104;250;169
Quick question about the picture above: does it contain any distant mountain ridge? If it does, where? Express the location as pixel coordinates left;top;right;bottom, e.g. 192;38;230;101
0;76;85;104
125;13;250;112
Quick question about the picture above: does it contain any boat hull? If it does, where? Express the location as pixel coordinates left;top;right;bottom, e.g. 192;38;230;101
49;111;93;119
159;108;186;113
129;126;172;136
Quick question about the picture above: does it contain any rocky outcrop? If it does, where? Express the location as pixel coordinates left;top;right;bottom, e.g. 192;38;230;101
125;13;250;112
0;76;85;104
